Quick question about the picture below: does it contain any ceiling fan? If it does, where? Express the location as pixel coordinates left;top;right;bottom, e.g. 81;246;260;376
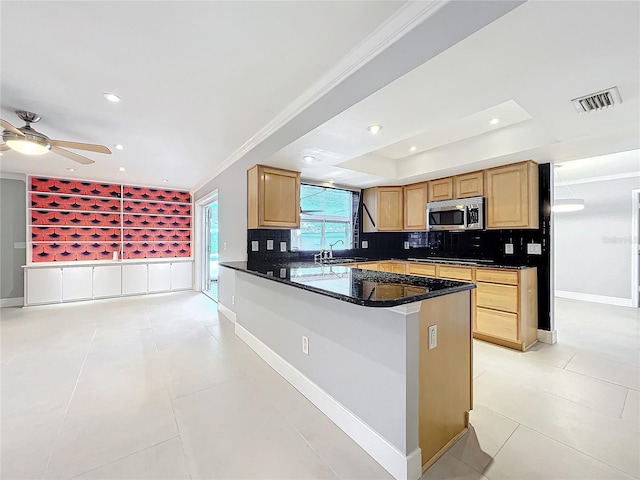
0;110;111;165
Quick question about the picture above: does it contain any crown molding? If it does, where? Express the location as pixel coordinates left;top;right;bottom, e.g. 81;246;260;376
191;0;451;194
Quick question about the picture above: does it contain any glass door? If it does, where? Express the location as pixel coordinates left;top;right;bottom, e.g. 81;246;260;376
203;199;218;301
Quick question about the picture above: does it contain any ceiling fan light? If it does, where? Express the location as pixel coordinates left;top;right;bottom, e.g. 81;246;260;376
552;198;585;212
5;137;50;155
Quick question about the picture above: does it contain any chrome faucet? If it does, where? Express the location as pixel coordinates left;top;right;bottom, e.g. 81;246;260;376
328;240;344;258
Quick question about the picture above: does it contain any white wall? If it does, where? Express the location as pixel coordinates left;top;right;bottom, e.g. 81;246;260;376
555;176;640;302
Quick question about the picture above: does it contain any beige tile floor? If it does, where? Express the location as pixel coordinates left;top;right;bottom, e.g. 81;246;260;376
1;293;638;480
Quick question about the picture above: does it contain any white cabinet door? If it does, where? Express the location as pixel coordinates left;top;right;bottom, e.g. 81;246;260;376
148;263;171;292
93;265;122;298
62;267;93;301
122;264;148;295
26;268;62;305
171;262;193;290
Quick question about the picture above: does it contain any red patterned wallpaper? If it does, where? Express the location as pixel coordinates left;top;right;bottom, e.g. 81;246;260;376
29;177;192;262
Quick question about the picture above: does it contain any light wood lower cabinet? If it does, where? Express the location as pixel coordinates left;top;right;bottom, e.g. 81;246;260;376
378;261;406;274
370;260;538;351
474;267;538;351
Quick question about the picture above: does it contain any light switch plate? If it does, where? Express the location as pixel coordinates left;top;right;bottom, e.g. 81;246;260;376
527;243;542;255
362;241;368;249
266;240;274;250
280;242;287;252
404;241;410;250
251;241;259;252
505;243;514;254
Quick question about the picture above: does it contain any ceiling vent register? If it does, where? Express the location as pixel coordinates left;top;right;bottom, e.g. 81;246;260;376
571;86;622;113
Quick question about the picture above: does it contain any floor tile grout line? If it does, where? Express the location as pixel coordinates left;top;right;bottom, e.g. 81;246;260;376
561;352;577;370
147;301;195;480
562;364;639;391
41;327;98;480
510;421;640;479
68;436;182;479
620;388;630;420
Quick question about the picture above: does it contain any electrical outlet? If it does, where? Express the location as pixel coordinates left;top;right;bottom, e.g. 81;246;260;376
527;243;542;255
362;240;368;249
231;295;235;305
266;239;274;250
280;242;287;252
280;268;287;278
404;241;410;249
505;243;514;254
267;271;274;277
223;242;227;251
251;241;259;252
13;242;26;249
302;336;309;355
428;325;437;350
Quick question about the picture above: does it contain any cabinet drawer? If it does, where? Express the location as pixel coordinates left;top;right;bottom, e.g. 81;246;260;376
437;265;474;281
357;262;379;271
476;307;519;342
407;263;436;277
476;268;518;285
379;262;406;274
476;282;518;313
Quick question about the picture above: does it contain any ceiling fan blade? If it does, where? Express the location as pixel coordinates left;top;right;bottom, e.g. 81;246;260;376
51;146;95;165
50;140;111;154
1;144;10;151
1;119;24;136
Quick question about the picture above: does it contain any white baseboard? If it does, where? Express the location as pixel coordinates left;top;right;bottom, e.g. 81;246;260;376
234;322;421;480
1;297;24;308
217;302;236;323
555;291;633;307
537;329;557;344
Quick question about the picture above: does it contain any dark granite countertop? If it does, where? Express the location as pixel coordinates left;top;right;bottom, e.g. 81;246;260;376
220;261;475;308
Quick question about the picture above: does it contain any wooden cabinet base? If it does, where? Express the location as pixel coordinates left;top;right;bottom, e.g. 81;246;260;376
422;428;469;474
419;291;472;471
473;331;538;352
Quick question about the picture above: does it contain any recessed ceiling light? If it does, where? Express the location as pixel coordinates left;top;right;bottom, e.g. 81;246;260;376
103;92;122;103
409;146;417;152
118;167;126;172
367;124;383;134
161;179;169;183
115;144;124;150
488;117;501;125
303;156;315;163
66;167;75;172
329;180;335;184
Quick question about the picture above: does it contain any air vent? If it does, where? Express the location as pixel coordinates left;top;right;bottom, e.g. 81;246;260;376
571;86;622;113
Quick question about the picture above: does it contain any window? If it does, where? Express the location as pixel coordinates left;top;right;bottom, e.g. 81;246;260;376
291;184;355;251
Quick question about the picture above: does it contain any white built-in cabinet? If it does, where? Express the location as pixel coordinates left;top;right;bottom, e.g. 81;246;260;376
93;265;122;298
148;263;171;293
122;264;149;296
26;268;63;305
23;260;193;306
62;267;93;301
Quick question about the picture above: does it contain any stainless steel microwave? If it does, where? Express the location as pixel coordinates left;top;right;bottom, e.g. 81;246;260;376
426;196;485;231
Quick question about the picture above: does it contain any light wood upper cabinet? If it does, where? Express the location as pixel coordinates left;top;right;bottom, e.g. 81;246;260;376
362;187;404;232
428;178;454;202
403;182;428;231
454;171;484;198
247;165;300;229
486;161;539;229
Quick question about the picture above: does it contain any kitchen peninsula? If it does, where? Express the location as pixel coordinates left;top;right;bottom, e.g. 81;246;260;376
221;260;475;480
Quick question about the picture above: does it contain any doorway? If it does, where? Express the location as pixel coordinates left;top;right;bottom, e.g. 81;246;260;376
203;198;219;301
